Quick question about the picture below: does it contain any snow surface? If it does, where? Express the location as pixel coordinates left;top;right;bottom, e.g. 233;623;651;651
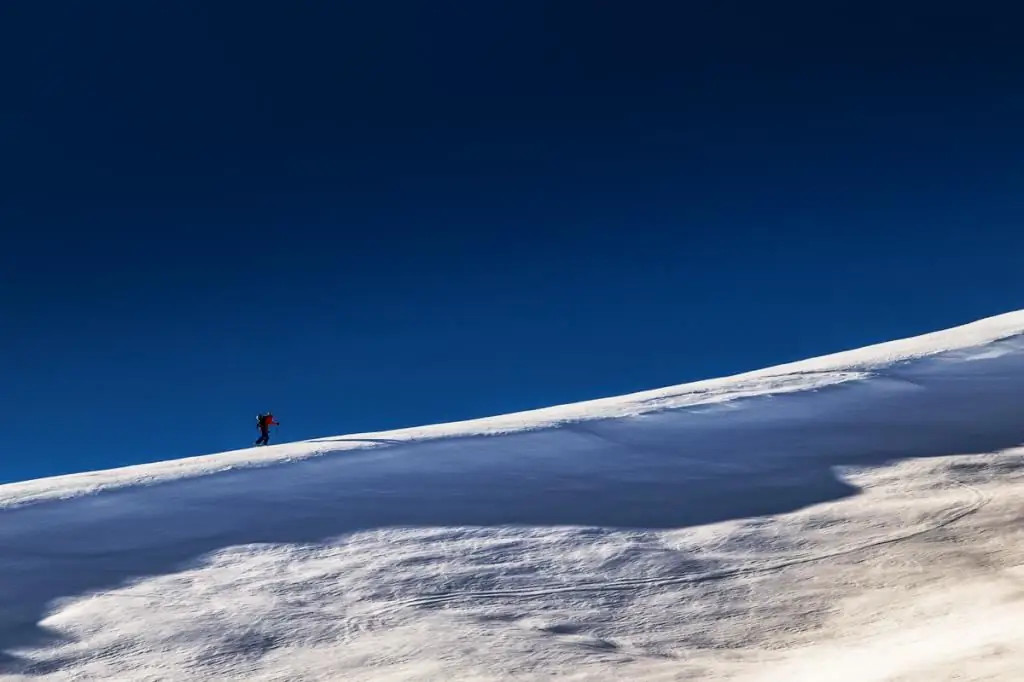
6;311;1024;680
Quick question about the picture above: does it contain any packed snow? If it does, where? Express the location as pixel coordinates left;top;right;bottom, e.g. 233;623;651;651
5;311;1024;680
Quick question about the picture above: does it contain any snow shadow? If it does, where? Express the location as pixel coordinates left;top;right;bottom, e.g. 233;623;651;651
3;339;1024;670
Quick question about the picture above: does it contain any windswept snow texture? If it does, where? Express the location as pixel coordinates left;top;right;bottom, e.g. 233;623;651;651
6;313;1024;680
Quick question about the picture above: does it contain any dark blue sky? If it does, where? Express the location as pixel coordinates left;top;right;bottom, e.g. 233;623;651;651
3;1;1024;482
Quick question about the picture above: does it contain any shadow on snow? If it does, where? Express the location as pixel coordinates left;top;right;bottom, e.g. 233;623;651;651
3;339;1024;671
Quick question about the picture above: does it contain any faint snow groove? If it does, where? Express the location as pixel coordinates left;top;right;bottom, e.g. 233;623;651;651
562;423;756;473
370;482;987;615
367;459;990;616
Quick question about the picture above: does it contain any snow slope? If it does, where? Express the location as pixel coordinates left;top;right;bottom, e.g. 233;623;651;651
5;311;1024;680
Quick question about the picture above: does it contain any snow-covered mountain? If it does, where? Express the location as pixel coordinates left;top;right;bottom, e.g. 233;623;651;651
5;312;1024;681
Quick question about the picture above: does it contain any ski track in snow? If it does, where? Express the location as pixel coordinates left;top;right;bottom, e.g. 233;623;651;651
5;311;1024;680
367;478;990;618
353;424;991;621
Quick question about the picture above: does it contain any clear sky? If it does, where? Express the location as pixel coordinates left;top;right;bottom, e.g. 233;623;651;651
3;1;1024;483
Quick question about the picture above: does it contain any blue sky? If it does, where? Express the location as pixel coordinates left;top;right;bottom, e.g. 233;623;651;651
3;1;1024;483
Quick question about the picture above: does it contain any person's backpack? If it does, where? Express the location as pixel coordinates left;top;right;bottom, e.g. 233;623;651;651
256;414;265;429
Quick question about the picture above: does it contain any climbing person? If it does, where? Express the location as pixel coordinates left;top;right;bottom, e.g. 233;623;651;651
255;412;279;446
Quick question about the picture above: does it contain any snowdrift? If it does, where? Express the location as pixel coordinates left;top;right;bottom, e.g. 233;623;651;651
5;311;1024;680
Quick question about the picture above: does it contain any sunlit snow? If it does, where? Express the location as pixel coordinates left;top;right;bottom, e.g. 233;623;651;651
5;311;1024;680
